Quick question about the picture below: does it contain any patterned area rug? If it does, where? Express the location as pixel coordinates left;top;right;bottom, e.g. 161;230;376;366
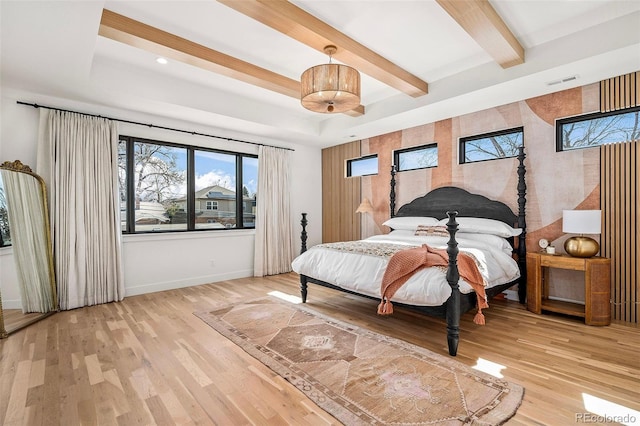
194;297;523;425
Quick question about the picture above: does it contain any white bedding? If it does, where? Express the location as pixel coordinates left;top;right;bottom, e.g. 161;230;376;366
291;233;520;307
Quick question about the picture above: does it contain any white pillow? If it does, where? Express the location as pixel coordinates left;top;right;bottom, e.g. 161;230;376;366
386;229;416;238
457;232;513;253
383;216;439;231
437;217;522;238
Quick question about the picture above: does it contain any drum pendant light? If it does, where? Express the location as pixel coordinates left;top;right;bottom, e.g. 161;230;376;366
300;45;361;113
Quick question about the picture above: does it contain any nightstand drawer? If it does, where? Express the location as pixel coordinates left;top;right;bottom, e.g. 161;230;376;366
539;254;585;270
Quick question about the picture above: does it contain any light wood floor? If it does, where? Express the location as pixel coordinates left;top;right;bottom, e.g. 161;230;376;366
2;310;54;335
1;273;638;425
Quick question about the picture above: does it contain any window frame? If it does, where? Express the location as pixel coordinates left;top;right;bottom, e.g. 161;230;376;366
119;135;257;234
555;106;640;152
346;154;378;177
393;143;438;172
459;126;524;164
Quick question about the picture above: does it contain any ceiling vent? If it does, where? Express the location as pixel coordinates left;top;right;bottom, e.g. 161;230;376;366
546;75;579;86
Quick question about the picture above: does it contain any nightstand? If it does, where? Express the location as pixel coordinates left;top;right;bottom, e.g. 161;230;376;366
526;252;611;325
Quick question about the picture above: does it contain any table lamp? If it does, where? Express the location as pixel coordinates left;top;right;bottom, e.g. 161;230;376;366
562;210;601;258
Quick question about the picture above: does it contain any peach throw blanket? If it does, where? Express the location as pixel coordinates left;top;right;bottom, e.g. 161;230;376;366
377;244;489;325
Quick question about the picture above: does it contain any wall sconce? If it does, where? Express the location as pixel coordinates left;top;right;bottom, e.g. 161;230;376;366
356;198;373;214
562;209;601;258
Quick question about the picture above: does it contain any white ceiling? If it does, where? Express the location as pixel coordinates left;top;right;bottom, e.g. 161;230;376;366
1;1;639;149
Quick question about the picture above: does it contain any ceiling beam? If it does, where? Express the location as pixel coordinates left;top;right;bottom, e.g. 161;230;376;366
98;9;364;116
435;0;524;68
217;0;428;98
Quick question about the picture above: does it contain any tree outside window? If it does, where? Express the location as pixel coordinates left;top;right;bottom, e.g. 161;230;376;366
119;136;257;233
460;127;523;164
557;108;640;151
394;144;438;172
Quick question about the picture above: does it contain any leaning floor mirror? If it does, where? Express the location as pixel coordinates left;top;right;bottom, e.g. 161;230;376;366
0;160;57;338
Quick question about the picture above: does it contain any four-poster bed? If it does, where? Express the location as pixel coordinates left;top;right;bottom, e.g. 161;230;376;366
291;148;527;356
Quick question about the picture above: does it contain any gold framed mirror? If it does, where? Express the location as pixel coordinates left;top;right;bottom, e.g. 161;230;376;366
0;160;57;337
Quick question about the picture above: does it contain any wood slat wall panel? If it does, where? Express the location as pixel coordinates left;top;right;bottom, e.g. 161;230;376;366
600;71;639;112
321;142;361;243
601;140;638;323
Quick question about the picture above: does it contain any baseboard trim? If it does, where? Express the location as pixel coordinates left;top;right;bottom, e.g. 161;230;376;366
1;298;22;309
124;269;254;297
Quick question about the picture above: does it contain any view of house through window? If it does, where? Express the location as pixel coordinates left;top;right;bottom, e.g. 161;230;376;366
118;136;257;233
556;107;640;151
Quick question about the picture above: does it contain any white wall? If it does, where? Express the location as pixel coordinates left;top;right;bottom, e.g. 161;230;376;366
0;89;322;303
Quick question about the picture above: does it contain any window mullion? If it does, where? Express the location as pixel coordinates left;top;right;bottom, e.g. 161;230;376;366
236;156;243;228
126;137;136;233
187;148;195;231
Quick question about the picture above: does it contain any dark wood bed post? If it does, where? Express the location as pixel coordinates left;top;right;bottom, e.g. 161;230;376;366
516;147;527;304
445;211;461;356
300;213;308;254
390;165;397;218
300;213;308;303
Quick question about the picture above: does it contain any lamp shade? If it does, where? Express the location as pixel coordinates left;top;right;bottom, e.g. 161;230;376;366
563;210;601;257
300;45;360;114
562;210;601;234
301;63;361;113
356;198;373;214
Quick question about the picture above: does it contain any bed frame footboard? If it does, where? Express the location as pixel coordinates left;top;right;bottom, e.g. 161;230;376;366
297;210;462;356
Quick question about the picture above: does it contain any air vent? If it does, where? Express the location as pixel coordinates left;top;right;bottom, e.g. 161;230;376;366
546;75;579;86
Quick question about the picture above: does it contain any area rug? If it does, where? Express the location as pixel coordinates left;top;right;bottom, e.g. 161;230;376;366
194;297;523;425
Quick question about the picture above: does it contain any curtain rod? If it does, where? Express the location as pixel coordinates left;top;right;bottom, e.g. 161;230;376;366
16;101;295;152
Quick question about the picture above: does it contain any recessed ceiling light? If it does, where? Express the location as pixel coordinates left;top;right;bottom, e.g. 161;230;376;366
156;57;168;65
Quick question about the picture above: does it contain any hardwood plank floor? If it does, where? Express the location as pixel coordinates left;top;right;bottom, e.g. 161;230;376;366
2;310;53;335
1;273;638;425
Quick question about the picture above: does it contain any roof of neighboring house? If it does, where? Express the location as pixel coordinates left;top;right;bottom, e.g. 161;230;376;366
195;185;236;199
173;185;254;204
135;201;169;223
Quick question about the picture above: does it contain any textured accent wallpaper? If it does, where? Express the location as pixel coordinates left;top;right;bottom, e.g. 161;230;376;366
361;83;601;259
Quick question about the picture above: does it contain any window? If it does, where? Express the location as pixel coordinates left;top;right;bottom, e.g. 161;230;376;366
119;136;258;233
346;155;378;177
556;107;640;151
460;127;524;164
394;144;438;172
242;157;258;227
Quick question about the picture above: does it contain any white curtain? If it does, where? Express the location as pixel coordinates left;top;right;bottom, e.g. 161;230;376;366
37;109;124;310
1;170;56;313
253;146;294;276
